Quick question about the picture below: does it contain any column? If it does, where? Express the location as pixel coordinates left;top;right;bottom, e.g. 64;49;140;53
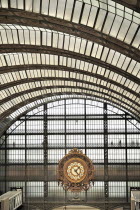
44;103;48;209
104;103;108;210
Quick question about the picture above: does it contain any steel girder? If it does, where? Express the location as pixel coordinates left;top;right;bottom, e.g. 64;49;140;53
1;84;139;107
0;46;139;85
0;92;139;123
0;9;139;62
0;6;140;138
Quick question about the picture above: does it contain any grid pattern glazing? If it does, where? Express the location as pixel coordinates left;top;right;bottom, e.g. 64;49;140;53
0;99;140;208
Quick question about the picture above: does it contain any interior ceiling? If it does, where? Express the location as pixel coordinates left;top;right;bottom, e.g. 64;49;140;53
0;0;140;136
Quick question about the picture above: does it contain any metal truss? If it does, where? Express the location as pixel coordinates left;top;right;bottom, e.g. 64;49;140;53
0;10;139;63
0;46;139;86
1;85;139;114
1;76;139;104
0;100;140;210
1;91;139;124
111;0;140;13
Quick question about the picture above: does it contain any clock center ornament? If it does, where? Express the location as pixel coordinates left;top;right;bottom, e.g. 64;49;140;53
58;148;94;192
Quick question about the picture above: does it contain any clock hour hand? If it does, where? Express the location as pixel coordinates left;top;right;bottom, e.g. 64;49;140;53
74;167;80;175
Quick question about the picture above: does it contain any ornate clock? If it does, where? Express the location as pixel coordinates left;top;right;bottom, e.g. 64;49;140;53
58;148;94;192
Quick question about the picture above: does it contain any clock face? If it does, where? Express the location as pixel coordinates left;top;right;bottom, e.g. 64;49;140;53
64;158;87;183
67;162;84;181
58;148;94;192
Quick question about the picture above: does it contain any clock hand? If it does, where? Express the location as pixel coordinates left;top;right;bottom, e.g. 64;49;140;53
77;166;82;175
74;168;80;175
74;169;78;174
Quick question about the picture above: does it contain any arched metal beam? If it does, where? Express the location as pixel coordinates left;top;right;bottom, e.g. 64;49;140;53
0;85;139;113
112;0;140;13
0;74;139;99
1;96;139;141
0;9;139;62
0;92;139;123
0;46;139;84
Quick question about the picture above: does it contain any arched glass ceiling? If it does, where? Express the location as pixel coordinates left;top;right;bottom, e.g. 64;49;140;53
0;0;140;25
0;0;140;137
0;24;139;63
0;94;139;139
0;53;139;117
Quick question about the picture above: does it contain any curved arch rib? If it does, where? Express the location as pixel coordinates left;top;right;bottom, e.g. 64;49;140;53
0;74;139;99
0;10;139;63
0;46;139;84
0;84;139;113
1;92;139;122
1;94;139;139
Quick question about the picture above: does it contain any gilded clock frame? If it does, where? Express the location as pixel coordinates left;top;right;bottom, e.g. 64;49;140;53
58;148;94;192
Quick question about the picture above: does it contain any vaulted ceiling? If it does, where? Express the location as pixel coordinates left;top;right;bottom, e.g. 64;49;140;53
0;0;140;136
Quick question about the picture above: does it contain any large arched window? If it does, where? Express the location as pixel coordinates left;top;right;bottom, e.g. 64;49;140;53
0;99;140;210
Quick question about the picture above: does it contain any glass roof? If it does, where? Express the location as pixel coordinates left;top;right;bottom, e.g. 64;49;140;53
0;0;140;136
1;0;140;25
0;22;140;49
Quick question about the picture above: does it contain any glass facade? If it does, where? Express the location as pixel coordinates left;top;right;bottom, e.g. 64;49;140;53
0;99;140;209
